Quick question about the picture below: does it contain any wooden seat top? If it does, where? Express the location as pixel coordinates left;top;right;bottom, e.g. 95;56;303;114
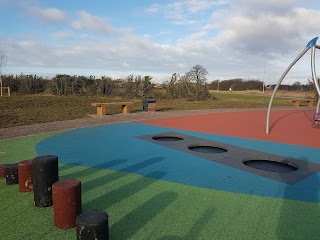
91;102;134;107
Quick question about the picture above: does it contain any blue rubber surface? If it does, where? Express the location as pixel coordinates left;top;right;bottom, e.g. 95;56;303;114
36;122;320;202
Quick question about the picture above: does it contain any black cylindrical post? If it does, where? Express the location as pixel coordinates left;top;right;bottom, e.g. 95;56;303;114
76;210;109;240
32;155;59;207
6;163;18;185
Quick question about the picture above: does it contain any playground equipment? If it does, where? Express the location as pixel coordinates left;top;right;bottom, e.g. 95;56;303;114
0;87;10;96
0;76;10;97
266;37;320;134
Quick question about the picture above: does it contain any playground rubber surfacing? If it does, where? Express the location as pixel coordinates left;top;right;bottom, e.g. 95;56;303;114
2;108;320;239
37;109;320;203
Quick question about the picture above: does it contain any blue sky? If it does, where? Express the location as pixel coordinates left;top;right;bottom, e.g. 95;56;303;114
0;0;320;84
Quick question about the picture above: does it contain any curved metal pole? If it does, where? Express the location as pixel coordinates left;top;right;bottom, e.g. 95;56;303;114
311;46;320;97
266;46;310;134
311;46;320;125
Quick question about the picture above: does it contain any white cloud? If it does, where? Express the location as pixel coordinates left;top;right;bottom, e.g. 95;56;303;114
201;23;217;31
145;4;161;13
18;40;37;47
51;31;73;40
25;5;65;22
159;31;170;35
177;62;186;68
185;0;226;13
179;31;208;42
146;0;226;25
71;11;117;36
3;0;320;85
210;3;320;56
165;1;191;25
228;0;297;18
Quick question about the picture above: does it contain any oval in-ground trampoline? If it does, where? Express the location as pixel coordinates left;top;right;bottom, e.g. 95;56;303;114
137;131;320;185
243;160;298;173
188;145;227;153
152;136;184;141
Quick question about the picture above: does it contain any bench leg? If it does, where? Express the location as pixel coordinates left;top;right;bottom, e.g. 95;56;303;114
292;101;299;107
307;101;314;107
148;103;156;112
97;106;106;116
122;104;130;114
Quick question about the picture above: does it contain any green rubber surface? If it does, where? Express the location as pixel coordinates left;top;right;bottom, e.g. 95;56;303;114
1;133;320;240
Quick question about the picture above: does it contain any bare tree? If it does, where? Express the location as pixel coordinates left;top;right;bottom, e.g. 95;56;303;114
187;65;209;100
142;75;153;99
165;73;179;99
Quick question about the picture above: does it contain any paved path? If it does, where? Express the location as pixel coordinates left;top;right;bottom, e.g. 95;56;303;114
0;107;301;140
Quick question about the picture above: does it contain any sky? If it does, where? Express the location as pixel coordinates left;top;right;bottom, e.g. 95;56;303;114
1;0;320;84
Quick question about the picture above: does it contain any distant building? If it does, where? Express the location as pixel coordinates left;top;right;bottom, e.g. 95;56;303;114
154;83;162;89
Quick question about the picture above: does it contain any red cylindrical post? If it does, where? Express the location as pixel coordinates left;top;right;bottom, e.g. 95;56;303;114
0;164;7;178
18;160;33;192
53;179;82;229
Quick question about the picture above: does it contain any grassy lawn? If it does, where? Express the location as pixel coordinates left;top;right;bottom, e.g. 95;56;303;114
0;92;292;128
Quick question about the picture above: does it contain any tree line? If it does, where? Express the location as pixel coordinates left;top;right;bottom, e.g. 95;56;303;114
0;65;212;101
1;65;317;100
0;74;154;97
210;79;264;91
209;78;317;92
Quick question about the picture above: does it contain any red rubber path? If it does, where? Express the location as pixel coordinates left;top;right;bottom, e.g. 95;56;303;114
139;109;320;148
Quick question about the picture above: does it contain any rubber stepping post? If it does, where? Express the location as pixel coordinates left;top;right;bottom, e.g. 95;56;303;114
0;164;8;178
32;155;59;207
6;163;19;185
18;160;33;192
53;179;82;229
76;210;109;240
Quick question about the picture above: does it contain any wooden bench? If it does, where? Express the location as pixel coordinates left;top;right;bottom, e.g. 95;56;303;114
292;99;316;107
142;99;156;112
91;102;134;116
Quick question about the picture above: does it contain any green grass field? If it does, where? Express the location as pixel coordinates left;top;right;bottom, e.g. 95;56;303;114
1;133;320;240
0;92;291;128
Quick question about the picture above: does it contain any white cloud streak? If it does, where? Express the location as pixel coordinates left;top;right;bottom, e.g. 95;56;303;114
71;11;117;36
25;5;65;22
145;0;227;25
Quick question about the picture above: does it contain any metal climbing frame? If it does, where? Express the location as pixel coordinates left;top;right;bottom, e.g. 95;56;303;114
312;43;320;124
266;37;320;134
